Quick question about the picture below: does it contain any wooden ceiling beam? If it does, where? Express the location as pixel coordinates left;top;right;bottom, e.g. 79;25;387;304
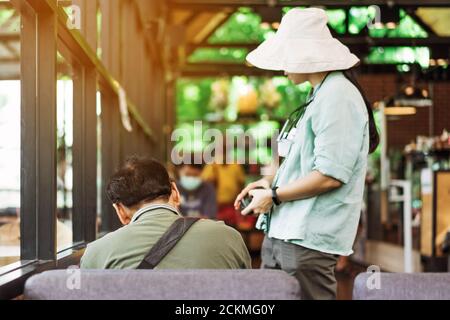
1;42;20;59
183;9;235;60
132;0;164;65
405;8;438;36
190;10;232;45
0;33;20;41
171;8;234;69
181;62;283;77
188;35;450;50
186;12;218;43
0;10;20;31
180;62;450;79
170;0;450;9
416;8;450;37
0;57;20;63
171;9;195;25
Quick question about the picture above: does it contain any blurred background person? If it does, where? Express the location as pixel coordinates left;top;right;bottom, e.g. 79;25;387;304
202;144;246;227
176;160;217;219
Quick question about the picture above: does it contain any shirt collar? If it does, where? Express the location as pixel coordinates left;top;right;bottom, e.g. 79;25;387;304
310;71;340;101
131;203;182;224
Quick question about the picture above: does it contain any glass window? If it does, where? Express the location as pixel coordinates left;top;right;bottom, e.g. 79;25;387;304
96;90;102;237
56;52;74;252
0;4;21;267
97;8;102;58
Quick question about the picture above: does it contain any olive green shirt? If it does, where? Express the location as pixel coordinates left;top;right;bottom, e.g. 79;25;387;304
80;205;251;269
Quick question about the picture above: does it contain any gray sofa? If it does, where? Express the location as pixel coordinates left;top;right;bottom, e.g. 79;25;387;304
353;272;450;300
24;269;301;300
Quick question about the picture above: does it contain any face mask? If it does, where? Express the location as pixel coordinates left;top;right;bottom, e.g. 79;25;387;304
180;176;202;191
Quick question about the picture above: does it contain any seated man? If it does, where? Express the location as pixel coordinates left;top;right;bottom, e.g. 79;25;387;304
176;161;217;219
80;156;251;270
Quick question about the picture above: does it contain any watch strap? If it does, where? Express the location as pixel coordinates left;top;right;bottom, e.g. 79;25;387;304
272;187;282;206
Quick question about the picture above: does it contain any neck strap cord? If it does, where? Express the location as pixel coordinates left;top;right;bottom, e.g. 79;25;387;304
278;72;333;140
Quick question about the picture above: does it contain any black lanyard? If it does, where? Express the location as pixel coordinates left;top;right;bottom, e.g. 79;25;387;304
278;72;332;141
269;72;333;233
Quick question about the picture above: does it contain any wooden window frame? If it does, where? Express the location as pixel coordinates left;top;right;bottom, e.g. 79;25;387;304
0;0;156;300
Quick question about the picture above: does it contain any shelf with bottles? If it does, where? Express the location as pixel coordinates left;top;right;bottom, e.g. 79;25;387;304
404;130;450;156
404;130;450;173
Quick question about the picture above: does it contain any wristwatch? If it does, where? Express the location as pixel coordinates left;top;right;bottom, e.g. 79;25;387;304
271;187;282;206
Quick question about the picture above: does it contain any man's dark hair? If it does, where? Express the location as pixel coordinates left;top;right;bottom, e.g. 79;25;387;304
106;156;172;207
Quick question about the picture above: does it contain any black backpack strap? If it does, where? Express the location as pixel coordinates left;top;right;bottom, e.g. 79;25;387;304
137;217;201;269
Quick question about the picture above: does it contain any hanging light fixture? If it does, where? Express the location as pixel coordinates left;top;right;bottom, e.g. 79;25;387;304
380;4;400;29
382;64;433;117
430;47;450;67
383;103;417;116
394;85;433;108
383;84;432;116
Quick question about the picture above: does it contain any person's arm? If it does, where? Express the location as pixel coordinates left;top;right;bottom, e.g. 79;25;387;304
277;170;341;202
241;93;367;216
241;171;341;215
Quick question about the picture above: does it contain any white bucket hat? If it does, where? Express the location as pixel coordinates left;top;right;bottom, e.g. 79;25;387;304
246;8;360;73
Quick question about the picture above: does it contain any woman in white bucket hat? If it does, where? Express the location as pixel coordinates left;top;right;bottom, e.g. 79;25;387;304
234;8;379;300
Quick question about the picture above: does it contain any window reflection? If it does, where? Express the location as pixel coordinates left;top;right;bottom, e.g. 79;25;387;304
0;81;20;267
56;52;74;252
96;90;102;237
0;4;20;268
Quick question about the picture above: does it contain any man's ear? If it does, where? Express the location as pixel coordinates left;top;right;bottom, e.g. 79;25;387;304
113;203;132;225
169;182;181;208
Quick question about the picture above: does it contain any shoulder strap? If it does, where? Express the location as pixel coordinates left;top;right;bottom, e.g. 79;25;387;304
137;217;201;269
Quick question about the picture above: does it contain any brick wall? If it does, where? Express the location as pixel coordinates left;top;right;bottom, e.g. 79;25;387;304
433;82;450;138
358;73;450;149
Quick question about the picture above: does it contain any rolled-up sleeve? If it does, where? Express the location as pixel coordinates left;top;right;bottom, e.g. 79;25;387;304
311;96;367;184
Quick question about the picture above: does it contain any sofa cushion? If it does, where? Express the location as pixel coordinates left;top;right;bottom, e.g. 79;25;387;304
24;269;301;300
353;272;450;300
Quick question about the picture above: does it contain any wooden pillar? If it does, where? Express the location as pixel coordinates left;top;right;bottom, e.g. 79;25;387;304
100;91;121;232
165;77;177;164
72;0;98;243
98;0;122;232
20;0;58;261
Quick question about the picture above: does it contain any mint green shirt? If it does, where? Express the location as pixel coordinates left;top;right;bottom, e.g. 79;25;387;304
257;72;369;256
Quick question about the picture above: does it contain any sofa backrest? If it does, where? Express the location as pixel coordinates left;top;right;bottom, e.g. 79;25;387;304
353;272;450;300
24;269;301;300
